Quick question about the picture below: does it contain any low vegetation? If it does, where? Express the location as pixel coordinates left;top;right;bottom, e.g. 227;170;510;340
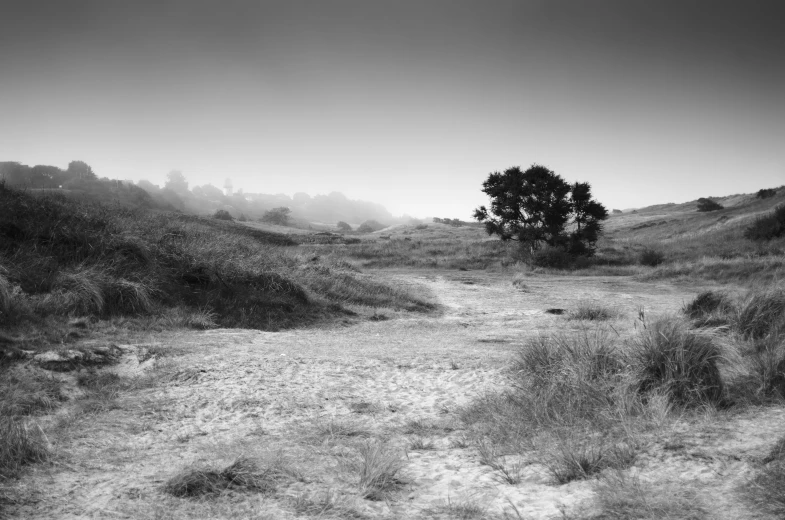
462;284;785;493
0;182;433;338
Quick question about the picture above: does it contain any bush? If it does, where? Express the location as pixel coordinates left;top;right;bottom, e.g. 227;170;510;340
531;246;572;269
568;303;616;321
744;205;785;241
164;457;279;497
612;209;622;214
744;330;785;398
682;290;732;326
213;209;233;221
0;416;48;479
696;198;724;212
336;221;352;232
632;318;725;406
357;220;385;233
638;248;665;267
757;188;778;199
734;290;785;339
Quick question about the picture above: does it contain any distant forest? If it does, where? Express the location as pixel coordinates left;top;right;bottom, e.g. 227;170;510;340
0;161;395;226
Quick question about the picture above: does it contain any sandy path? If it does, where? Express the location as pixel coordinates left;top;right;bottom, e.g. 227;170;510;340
7;270;776;519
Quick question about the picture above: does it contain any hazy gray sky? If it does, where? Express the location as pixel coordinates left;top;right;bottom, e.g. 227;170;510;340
2;0;783;218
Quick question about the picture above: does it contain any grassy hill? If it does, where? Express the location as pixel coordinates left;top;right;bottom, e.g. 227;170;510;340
0;183;434;346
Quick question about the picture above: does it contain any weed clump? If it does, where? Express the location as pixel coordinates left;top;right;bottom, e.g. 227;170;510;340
164;457;280;498
568;303;617;321
682;290;733;327
0;417;49;479
734;290;785;339
743;435;785;517
352;441;406;501
632;318;725;406
638;248;665;267
744;205;785;241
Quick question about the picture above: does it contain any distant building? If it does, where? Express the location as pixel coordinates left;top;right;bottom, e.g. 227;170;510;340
224;178;233;197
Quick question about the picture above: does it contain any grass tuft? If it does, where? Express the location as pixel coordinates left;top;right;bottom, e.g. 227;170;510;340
632;318;725;406
0;416;49;479
734;289;785;340
568;302;617;321
353;441;407;501
163;457;283;498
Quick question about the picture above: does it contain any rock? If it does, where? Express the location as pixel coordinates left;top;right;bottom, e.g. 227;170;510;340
34;345;122;372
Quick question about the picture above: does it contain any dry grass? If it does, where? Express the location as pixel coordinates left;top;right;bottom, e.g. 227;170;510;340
164;456;290;498
632;318;726;406
0;416;49;480
591;472;708;519
351;440;407;501
290;489;367;518
742;435;785;517
568;302;618;321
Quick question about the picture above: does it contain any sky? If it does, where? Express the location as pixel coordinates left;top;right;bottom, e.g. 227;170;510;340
2;0;784;219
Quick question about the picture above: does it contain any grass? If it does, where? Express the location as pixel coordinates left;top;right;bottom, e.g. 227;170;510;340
352;440;407;501
568;302;618;321
0;183;435;337
164;456;291;498
290;489;367;518
742;435;785;517
591;472;708;519
0;416;49;480
632;318;725;406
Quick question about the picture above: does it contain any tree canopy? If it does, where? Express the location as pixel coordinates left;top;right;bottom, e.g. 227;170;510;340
473;165;608;256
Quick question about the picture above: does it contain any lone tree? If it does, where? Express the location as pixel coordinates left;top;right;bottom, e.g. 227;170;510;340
262;207;291;226
473;165;608;256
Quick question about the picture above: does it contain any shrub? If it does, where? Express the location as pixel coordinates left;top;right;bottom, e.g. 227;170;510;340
357;220;385;233
336;221;352;232
164;457;280;498
612;209;622;214
639;248;665;267
744;205;785;241
568;303;616;321
632;318;725;406
213;209;233;221
262;207;291;226
734;290;785;339
682;290;732;326
0;416;48;479
757;188;778;199
744;330;785;398
696;197;724;212
531;246;572;269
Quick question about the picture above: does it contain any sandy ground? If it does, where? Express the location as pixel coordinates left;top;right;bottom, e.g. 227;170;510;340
5;270;784;519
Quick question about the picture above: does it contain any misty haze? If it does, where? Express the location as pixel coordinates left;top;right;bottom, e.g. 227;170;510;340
2;1;785;519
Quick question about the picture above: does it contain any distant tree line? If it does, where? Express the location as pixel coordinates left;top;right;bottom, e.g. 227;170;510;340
0;161;398;228
432;217;468;227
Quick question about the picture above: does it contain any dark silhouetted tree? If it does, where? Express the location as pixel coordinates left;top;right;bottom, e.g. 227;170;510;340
473;165;608;256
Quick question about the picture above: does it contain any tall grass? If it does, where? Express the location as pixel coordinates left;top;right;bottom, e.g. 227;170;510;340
0;184;434;333
632;319;725;406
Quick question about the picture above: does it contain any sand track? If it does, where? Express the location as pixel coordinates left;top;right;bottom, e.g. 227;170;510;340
6;270;781;519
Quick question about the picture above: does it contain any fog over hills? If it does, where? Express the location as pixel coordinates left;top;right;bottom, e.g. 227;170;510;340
0;161;399;226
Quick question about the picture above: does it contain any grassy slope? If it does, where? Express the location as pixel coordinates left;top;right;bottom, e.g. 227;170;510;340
0;184;434;339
